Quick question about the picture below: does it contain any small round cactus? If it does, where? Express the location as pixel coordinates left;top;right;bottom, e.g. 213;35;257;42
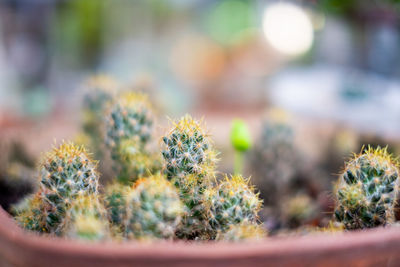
161;114;218;180
215;222;266;242
205;175;262;238
105;92;155;183
334;146;400;230
124;174;183;240
65;195;109;241
37;141;99;235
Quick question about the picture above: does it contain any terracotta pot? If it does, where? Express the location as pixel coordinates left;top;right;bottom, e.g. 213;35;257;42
1;207;400;267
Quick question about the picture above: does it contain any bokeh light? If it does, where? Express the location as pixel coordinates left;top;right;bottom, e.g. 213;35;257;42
262;2;314;56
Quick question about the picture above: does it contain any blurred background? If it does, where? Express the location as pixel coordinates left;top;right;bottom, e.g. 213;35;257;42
1;0;400;233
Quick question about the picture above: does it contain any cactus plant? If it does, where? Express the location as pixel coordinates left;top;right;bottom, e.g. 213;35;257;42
205;175;262;238
161;114;217;180
105;92;155;183
33;142;99;235
82;75;119;157
247;119;299;207
215;222;266;242
124;174;183;240
334;146;400;230
161;115;218;239
65;195;109;241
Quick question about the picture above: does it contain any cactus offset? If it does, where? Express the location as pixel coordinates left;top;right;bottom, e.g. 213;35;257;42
124;174;183;240
216;222;266;242
334;146;400;230
105;92;155;183
36;142;99;235
65;195;109;241
205;175;262;238
161;115;218;239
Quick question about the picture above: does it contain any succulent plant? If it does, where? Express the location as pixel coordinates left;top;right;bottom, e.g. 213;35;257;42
161;114;217;180
82;75;119;157
334;146;400;230
247;119;299;207
161;115;218;239
65;195;109;241
34;142;99;235
105;92;155;183
215;222;266;242
205;175;262;238
124;174;183;240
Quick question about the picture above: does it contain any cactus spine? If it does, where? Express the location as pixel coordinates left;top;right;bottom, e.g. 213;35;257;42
205;175;262;238
124;174;183;240
105;92;155;183
334;146;400;230
161;115;218;239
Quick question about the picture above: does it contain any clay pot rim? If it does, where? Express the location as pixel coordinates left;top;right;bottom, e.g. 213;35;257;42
1;206;400;261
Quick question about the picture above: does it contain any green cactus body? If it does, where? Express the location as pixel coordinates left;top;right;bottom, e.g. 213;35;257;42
124;175;183;240
216;222;266;242
335;146;400;230
205;175;262;238
36;142;99;235
161;115;218;239
65;195;109;241
105;92;154;183
82;75;118;157
104;182;129;229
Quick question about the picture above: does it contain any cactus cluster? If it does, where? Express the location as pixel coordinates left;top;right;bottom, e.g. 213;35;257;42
12;87;400;243
161;115;218;239
14;142;102;236
334;146;400;230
